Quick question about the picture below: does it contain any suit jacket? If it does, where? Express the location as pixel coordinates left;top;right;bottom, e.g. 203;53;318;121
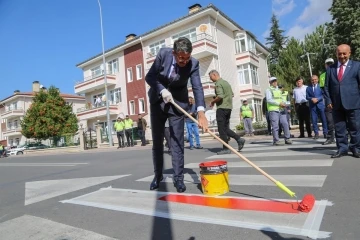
145;48;205;111
306;84;324;108
324;60;360;110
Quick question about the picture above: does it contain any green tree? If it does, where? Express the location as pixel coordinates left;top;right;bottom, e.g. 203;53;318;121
329;0;360;59
303;25;329;77
266;14;288;65
21;86;78;140
277;37;306;88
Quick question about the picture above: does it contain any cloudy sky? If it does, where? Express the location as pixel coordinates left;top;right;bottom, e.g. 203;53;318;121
264;0;333;41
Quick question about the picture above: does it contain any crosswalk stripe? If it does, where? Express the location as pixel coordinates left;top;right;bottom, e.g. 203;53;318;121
239;143;335;151
136;174;327;187
184;159;334;168
0;163;88;167
206;150;334;159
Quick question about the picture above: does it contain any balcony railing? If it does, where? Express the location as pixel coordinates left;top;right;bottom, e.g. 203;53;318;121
187;76;213;87
3;127;22;136
75;71;116;85
1;108;24;118
76;101;119;113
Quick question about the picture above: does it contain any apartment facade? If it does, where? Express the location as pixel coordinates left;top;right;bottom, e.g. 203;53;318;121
75;3;269;141
0;81;85;147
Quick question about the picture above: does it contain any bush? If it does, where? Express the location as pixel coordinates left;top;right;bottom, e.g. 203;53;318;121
236;121;268;130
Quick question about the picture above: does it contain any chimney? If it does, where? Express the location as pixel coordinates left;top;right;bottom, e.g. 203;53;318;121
32;81;40;92
125;34;137;42
188;3;202;14
14;90;20;94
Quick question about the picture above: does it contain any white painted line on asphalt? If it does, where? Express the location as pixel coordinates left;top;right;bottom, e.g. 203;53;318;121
185;160;334;168
301;200;334;239
240;143;336;150
62;188;331;239
136;174;327;187
0;163;88;167
206;150;335;159
25;174;130;206
0;215;118;240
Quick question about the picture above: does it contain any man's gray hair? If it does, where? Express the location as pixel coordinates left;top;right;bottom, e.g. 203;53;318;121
173;37;193;53
208;69;219;75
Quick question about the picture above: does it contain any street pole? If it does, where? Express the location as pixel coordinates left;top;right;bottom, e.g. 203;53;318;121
306;52;312;76
97;0;113;146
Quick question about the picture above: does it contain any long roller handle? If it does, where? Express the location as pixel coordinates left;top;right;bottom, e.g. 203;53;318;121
171;100;296;197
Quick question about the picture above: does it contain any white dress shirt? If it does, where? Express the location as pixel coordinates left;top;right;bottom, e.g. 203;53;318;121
293;85;308;104
337;60;349;75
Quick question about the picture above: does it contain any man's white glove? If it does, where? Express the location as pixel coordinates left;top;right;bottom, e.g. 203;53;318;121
161;89;173;103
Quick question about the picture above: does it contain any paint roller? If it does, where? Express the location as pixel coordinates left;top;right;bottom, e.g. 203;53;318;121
170;100;315;213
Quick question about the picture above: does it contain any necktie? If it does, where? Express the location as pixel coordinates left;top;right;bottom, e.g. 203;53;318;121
338;64;344;81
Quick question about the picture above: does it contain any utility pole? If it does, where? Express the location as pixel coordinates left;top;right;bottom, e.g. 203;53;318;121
301;52;317;77
97;0;113;146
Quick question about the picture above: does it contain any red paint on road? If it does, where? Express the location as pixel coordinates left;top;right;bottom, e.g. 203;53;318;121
158;194;300;214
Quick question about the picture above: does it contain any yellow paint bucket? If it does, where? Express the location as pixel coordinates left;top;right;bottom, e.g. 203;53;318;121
199;160;229;196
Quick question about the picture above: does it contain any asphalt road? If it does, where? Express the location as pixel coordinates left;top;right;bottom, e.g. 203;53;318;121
0;137;359;240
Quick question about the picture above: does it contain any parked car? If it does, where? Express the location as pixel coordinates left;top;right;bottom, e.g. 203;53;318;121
22;143;50;150
6;146;26;156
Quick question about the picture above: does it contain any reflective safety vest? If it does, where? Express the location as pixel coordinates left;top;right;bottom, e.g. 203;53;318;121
124;119;133;129
114;121;125;131
319;72;326;88
241;105;252;118
281;90;288;103
0;145;3;150
267;87;283;112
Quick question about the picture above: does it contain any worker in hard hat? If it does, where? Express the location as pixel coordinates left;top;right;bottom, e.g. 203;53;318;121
266;77;292;145
319;58;335;145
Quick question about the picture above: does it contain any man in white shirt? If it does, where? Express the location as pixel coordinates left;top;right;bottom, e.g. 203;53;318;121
293;77;312;138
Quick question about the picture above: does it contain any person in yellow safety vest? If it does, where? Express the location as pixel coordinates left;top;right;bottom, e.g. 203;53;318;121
124;115;134;147
0;143;4;157
265;77;292;146
319;58;335;145
278;85;292;136
240;99;254;136
114;117;125;149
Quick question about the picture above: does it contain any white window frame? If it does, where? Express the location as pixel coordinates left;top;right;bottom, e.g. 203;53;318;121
172;27;197;43
136;64;143;80
129;100;135;115
253;99;263;122
235;33;247;54
148;40;166;57
138;98;145;114
110;88;122;104
250;64;259;85
238;64;250;85
107;59;118;74
91;66;102;77
127;67;133;82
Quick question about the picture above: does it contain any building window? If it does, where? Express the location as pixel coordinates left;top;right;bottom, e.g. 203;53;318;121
127;67;133;82
253;99;263;122
107;59;118;74
172;28;197;43
9;139;13;146
8;121;12;130
238;64;250;85
149;40;166;57
91;66;102;77
129;100;135;115
250;65;259;85
235;33;247;54
110;88;121;104
136;64;143;80
15;138;20;146
247;36;256;53
93;93;105;107
14;120;18;129
138;98;145;113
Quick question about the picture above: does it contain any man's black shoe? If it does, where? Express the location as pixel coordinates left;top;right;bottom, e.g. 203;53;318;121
350;151;360;158
237;138;246;151
298;135;305;138
331;151;348;158
173;179;186;193
322;139;335;145
150;175;163;190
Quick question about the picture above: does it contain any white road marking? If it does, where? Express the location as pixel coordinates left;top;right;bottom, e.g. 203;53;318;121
25;174;130;205
0;215;118;240
136;174;327;187
0;163;88;167
62;188;331;239
185;160;334;168
206;150;334;159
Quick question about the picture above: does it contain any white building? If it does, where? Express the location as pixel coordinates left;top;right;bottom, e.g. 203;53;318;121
75;3;269;141
0;81;85;147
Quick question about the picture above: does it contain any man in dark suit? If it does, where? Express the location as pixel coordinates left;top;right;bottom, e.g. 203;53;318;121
145;37;208;192
324;44;360;158
306;75;328;139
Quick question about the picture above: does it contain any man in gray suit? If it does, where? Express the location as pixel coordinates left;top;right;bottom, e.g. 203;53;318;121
324;44;360;158
145;37;208;192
